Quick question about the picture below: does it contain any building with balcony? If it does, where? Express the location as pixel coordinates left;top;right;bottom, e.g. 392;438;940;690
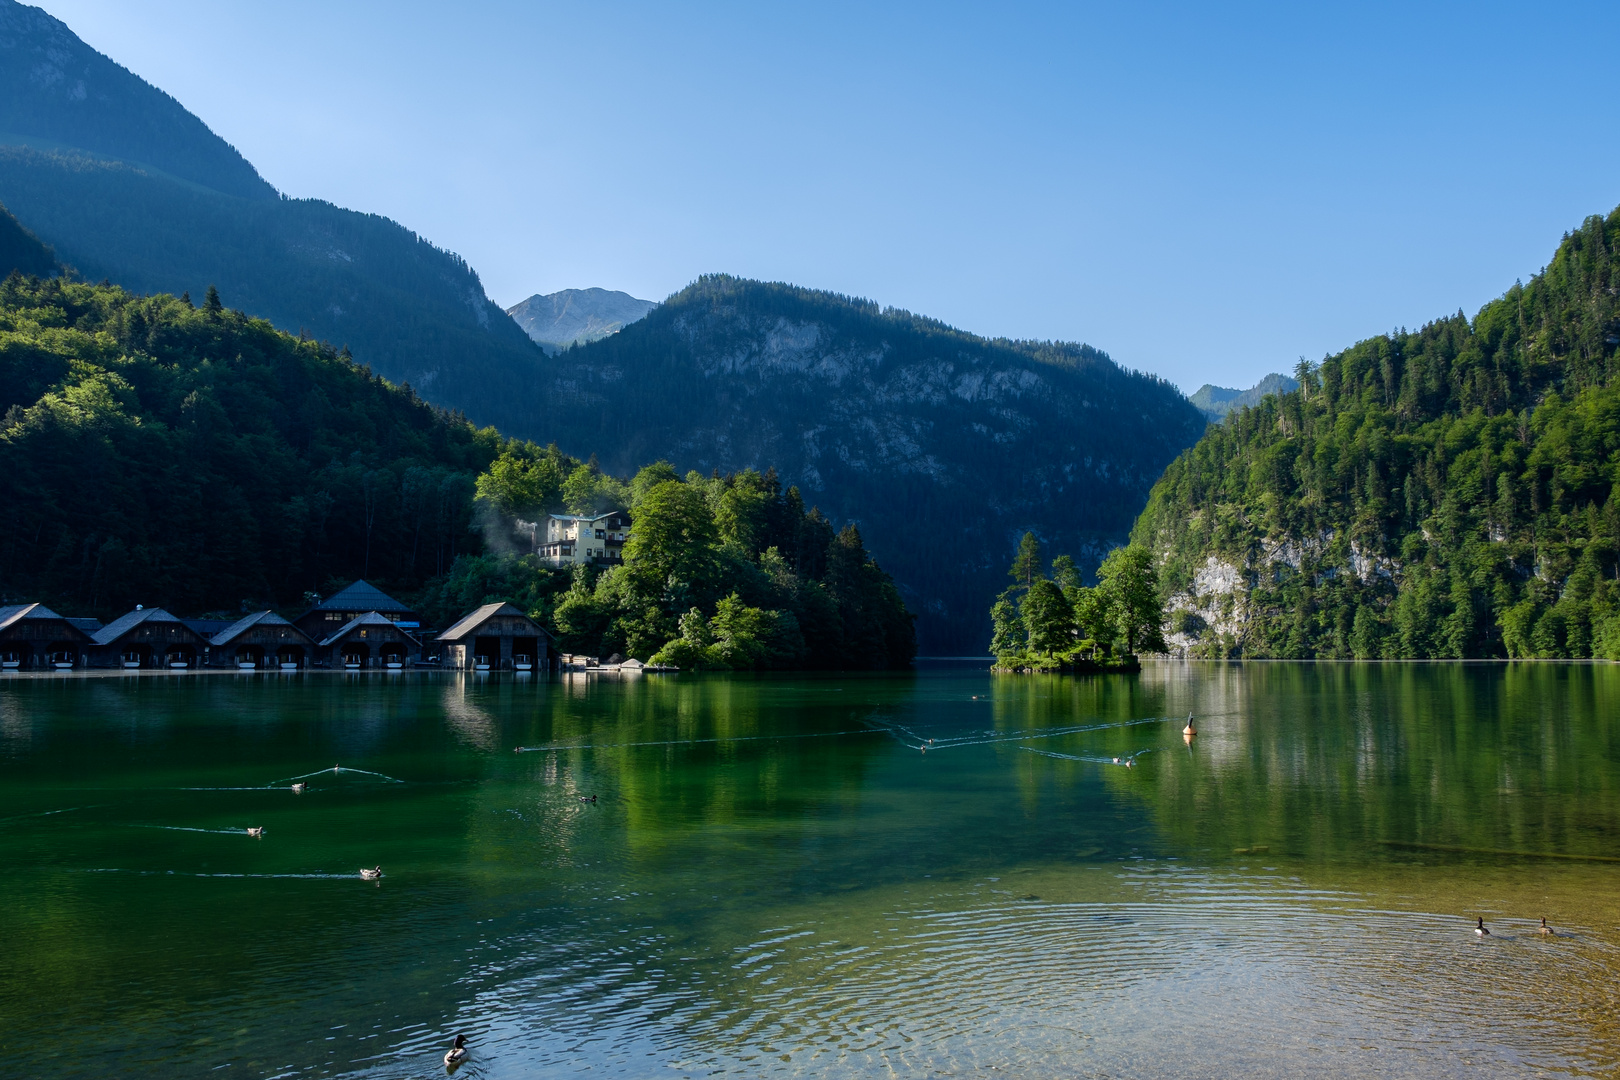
536;510;631;568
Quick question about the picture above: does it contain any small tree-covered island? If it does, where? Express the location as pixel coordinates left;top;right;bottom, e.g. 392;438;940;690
0;271;914;670
988;532;1165;672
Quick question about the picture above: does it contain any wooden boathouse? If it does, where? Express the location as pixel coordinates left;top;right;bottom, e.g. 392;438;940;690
317;612;422;669
295;580;420;641
436;602;552;671
90;607;211;669
0;603;95;670
209;611;318;669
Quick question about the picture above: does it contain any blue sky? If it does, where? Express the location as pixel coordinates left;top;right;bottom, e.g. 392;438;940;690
35;0;1620;392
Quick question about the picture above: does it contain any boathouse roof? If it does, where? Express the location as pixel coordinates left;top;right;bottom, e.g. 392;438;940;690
437;602;550;642
0;603;67;632
318;611;418;648
212;610;304;647
309;580;413;615
92;607;188;645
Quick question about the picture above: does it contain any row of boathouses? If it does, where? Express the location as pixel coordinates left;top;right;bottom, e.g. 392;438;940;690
0;581;554;673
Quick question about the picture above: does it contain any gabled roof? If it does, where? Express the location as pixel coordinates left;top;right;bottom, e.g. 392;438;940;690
212;610;307;647
318;611;420;648
182;618;232;637
92;607;193;645
67;617;103;633
310;580;413;615
0;603;66;633
547;510;630;525
437;602;551;642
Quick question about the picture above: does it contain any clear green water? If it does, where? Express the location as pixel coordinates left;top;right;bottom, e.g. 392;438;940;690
2;662;1617;1078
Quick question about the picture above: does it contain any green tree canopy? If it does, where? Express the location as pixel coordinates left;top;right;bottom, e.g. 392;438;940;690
1022;578;1075;655
1009;531;1042;589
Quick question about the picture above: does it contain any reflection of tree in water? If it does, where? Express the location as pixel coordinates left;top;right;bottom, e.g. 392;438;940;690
1118;663;1620;863
481;674;892;869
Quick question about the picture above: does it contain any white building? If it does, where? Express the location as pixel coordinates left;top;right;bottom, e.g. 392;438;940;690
536;510;631;568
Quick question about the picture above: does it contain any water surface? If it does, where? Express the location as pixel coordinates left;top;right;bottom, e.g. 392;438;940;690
1;662;1616;1077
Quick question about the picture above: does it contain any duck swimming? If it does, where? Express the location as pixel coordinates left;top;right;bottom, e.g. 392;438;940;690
360;866;383;881
1475;916;1490;936
1539;917;1554;935
444;1032;469;1067
290;782;306;793
246;827;264;838
578;795;596;803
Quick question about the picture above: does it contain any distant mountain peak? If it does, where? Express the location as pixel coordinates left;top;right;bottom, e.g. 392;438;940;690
506;288;657;353
1189;372;1298;422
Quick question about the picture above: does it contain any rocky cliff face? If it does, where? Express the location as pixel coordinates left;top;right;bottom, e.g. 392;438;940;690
507;288;657;352
534;275;1207;653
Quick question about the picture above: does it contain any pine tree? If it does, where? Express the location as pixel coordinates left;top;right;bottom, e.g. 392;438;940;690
1009;531;1041;590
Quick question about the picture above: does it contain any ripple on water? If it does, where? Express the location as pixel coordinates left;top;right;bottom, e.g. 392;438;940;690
346;867;1620;1079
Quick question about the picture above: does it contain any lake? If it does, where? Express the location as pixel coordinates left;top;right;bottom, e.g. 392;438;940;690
1;662;1617;1078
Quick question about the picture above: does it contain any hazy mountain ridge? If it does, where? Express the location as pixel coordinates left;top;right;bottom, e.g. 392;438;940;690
533;275;1207;652
0;2;547;434
507;287;656;353
1188;372;1297;421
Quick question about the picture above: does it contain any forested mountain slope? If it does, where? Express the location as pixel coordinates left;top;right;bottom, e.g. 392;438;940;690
1133;207;1620;659
0;275;497;616
0;197;53;276
0;274;917;668
542;275;1207;652
0;0;272;200
0;1;545;433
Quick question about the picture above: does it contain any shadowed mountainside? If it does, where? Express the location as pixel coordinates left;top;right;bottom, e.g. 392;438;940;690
535;275;1207;652
0;0;547;434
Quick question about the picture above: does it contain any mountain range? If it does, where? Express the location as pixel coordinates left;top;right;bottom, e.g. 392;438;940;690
507;288;657;352
1187;373;1298;422
528;276;1206;650
0;0;544;433
0;0;1208;652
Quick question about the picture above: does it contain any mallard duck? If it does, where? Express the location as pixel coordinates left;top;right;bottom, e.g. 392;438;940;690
246;827;264;838
1475;916;1490;936
444;1032;469;1067
290;782;306;793
1183;714;1197;736
1539;917;1553;935
360;866;383;881
578;795;597;803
